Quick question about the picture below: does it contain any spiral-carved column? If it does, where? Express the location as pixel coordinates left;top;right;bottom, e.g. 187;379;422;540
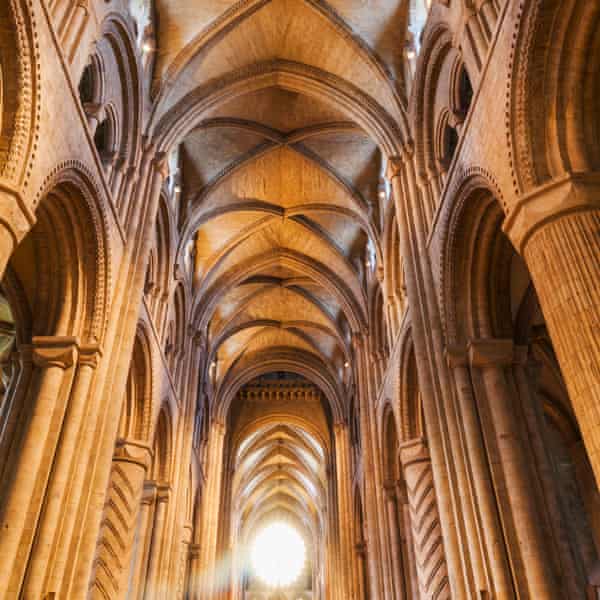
399;438;450;600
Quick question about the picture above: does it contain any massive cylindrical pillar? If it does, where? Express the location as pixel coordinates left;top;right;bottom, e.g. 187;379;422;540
504;176;600;487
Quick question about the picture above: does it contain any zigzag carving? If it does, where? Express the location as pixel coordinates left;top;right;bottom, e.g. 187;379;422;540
403;452;450;599
89;457;146;599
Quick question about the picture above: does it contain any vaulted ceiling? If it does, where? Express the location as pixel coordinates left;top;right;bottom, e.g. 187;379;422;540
150;0;412;418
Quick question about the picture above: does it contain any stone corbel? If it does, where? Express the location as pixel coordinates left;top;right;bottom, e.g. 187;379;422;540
503;172;600;254
31;336;79;370
113;438;153;470
398;437;429;468
468;338;514;368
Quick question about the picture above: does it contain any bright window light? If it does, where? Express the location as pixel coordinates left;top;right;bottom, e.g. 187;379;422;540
250;522;306;587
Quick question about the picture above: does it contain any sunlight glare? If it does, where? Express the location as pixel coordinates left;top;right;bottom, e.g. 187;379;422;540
250;522;306;587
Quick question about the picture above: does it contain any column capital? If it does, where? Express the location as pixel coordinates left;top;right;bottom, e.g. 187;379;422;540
78;343;102;369
142;480;158;505
31;336;78;370
156;483;172;503
503;171;600;253
444;344;468;367
113;438;153;470
399;436;429;467
468;338;514;368
333;420;348;434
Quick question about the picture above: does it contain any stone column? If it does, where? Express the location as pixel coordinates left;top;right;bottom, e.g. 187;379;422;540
175;525;193;600
89;439;152;600
399;438;450;600
397;481;419;599
23;344;102;598
388;157;471;597
355;541;369;600
469;338;560;599
352;333;386;598
128;482;158;599
383;482;407;599
333;422;356;599
187;543;201;600
198;420;226;598
446;349;514;597
144;484;171;599
504;174;600;486
0;336;78;599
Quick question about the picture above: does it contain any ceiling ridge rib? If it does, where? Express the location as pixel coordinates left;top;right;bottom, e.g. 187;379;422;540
209;281;346;348
155;59;405;155
194;247;366;333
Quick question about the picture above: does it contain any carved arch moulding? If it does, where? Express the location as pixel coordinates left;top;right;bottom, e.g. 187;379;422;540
0;0;40;188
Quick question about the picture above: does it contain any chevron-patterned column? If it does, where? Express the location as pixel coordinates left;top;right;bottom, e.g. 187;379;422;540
89;439;152;599
399;438;450;600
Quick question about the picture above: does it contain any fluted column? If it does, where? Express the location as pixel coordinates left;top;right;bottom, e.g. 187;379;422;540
89;439;152;600
0;336;78;598
504;174;600;486
399;438;450;600
469;338;560;599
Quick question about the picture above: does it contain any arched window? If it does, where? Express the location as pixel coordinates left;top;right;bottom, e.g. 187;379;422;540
457;65;473;117
78;63;95;106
